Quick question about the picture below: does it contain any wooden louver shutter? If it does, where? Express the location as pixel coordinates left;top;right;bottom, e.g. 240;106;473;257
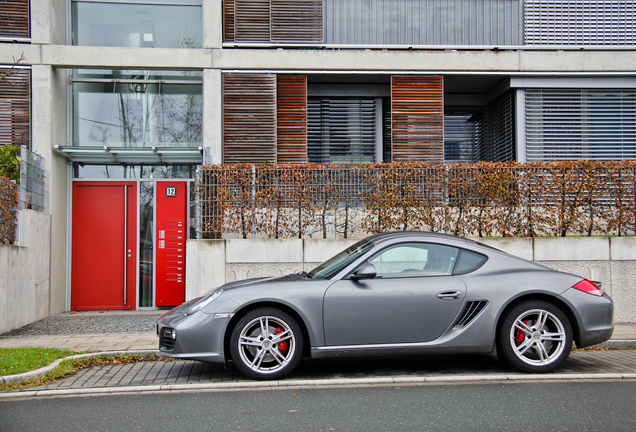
234;0;271;42
277;76;307;164
391;76;444;163
271;0;323;43
224;0;235;42
223;74;277;164
226;0;324;43
0;68;30;148
0;0;29;39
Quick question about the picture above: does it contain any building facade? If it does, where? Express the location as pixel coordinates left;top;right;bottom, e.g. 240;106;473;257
0;0;635;312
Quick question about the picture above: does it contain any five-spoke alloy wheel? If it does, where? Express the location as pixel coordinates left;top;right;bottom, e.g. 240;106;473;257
230;307;303;380
498;300;573;373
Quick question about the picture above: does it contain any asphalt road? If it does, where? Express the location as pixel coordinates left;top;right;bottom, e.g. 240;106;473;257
1;380;635;432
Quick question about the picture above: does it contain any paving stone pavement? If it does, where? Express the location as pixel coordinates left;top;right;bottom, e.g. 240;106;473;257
12;349;636;393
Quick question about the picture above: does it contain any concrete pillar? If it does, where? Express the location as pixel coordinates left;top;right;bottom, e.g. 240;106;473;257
31;65;69;314
30;0;67;45
203;68;223;164
203;0;223;49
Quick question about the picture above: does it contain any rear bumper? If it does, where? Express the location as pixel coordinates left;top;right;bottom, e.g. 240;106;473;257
559;288;614;348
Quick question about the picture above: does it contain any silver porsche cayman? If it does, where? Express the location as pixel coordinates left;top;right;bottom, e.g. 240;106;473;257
156;232;613;380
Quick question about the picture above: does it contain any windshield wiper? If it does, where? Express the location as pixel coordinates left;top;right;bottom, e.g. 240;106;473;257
298;271;312;279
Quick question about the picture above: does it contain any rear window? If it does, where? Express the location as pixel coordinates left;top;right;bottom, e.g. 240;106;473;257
453;250;487;275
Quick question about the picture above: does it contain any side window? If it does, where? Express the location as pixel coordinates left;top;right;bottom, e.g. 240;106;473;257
454;250;488;275
368;243;459;278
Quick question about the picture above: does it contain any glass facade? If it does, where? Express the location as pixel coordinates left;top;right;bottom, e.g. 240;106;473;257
72;70;203;149
138;181;154;307
72;0;202;48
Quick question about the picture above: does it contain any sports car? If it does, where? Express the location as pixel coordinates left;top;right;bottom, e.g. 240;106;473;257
156;232;613;380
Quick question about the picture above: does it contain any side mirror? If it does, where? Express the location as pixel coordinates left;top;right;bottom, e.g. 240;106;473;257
350;263;376;280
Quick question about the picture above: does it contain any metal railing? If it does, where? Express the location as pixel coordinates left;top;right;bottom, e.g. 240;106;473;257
195;163;636;239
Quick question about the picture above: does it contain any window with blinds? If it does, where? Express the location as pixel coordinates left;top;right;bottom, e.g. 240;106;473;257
307;98;378;164
524;0;636;46
483;91;515;162
325;0;520;46
525;89;636;161
0;68;30;148
0;0;29;39
225;0;323;43
444;112;484;163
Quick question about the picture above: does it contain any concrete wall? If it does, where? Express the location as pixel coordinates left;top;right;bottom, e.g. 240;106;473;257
0;210;51;334
186;236;636;323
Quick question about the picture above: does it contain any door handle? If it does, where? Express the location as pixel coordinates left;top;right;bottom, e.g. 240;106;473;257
437;290;461;301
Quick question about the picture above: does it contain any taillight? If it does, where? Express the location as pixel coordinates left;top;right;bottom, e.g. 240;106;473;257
573;279;603;297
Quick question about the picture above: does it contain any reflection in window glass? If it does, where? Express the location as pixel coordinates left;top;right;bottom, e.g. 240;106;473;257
454;250;487;275
74;164;197;179
73;73;202;148
72;1;202;48
139;181;154;307
369;243;459;277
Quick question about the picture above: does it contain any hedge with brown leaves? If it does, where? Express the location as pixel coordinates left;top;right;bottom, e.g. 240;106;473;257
196;161;636;239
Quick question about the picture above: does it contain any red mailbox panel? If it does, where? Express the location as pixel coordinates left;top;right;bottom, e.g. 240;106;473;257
155;181;187;306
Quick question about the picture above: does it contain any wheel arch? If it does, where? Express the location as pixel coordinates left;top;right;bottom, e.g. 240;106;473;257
495;293;582;348
223;301;313;362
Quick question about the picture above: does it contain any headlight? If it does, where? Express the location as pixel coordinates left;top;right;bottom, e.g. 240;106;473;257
185;289;223;315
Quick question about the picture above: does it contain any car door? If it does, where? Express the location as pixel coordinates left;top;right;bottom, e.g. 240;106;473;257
323;242;467;346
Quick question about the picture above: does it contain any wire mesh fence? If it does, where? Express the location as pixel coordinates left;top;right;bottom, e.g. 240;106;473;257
19;146;45;212
195;162;636;239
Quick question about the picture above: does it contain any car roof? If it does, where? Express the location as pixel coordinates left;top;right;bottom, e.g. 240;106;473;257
364;231;504;255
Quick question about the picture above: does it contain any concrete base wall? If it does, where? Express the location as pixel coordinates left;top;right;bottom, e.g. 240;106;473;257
0;210;51;334
186;236;636;323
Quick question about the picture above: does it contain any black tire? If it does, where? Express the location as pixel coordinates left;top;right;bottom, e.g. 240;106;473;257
229;307;303;380
497;300;573;373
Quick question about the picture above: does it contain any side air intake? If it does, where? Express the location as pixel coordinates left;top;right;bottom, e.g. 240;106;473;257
453;301;488;329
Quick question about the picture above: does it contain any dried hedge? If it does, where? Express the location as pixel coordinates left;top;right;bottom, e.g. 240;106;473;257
0;175;17;244
196;161;636;239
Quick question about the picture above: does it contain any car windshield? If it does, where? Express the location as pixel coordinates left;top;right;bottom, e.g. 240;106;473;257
308;240;373;280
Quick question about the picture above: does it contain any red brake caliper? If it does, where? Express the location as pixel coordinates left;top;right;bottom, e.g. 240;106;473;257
276;327;288;354
515;320;528;345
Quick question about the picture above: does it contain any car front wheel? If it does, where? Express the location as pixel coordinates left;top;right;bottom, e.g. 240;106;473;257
498;300;573;373
230;307;303;380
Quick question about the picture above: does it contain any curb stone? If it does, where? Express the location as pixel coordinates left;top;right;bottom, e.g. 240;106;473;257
2;372;636;400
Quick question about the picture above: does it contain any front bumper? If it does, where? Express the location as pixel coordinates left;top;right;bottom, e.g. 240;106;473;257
156;305;232;364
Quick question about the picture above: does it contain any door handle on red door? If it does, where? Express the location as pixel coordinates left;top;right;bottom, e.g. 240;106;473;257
436;291;462;301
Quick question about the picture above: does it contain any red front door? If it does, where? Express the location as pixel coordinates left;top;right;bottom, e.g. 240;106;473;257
155;181;187;306
72;182;137;310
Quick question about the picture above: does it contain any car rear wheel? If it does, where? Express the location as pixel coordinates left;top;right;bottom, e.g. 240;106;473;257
230;307;303;380
498;300;572;373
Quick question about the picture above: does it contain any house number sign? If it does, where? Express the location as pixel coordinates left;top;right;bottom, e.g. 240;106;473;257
165;186;177;197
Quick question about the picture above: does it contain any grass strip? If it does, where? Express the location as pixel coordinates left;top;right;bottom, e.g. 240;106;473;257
1;353;173;391
0;347;77;376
